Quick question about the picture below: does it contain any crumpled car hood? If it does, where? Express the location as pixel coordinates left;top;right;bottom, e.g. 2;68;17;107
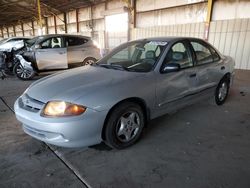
26;65;142;107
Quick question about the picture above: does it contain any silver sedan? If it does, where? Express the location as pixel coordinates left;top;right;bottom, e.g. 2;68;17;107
14;37;235;149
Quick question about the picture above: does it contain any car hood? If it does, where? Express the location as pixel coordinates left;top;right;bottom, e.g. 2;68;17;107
0;41;24;52
26;65;143;106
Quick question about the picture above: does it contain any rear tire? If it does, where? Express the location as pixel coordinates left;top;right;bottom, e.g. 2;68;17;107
104;102;145;149
215;77;230;105
13;62;35;80
83;57;97;66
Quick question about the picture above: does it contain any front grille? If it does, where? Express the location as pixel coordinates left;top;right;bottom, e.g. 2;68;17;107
19;94;45;113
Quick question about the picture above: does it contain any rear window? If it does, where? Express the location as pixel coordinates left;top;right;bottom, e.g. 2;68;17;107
66;37;88;47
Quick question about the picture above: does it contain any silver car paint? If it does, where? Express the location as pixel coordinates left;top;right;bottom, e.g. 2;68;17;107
36;47;68;70
67;41;100;64
33;35;100;70
14;37;235;148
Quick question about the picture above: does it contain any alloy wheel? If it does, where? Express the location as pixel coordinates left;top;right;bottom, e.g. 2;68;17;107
15;63;34;79
116;111;141;143
218;82;228;101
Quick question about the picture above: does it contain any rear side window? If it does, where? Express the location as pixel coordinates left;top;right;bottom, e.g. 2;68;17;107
66;37;88;47
191;41;213;65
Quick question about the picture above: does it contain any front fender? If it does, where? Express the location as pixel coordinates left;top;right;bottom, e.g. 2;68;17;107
15;55;34;71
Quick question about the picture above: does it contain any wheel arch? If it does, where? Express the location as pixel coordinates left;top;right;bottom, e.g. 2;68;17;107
221;72;231;83
101;97;150;140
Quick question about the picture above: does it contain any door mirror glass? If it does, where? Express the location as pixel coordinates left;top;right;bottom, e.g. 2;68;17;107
161;63;180;73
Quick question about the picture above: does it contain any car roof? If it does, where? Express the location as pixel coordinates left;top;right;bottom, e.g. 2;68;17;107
6;36;31;40
39;34;91;39
133;36;206;43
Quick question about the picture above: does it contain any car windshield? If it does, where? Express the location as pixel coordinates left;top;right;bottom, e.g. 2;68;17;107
25;36;43;47
96;40;168;72
0;38;8;44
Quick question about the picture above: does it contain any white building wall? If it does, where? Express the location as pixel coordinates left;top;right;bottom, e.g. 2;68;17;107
137;3;207;27
212;0;250;21
136;0;206;12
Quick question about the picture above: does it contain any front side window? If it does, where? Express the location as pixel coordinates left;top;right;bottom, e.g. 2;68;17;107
97;41;168;72
210;46;220;61
191;41;213;65
40;37;64;49
164;42;193;69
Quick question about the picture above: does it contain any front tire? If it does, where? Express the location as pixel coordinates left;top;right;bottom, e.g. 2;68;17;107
13;62;35;80
215;77;230;105
104;102;145;149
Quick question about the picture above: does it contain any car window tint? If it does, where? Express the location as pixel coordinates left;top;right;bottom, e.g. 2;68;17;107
103;41;167;72
141;43;158;59
67;37;88;46
191;41;213;65
107;46;134;63
155;46;161;57
164;42;193;69
210;47;220;61
41;37;63;49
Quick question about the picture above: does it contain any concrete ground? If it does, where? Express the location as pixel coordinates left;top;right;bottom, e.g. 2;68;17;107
0;70;249;188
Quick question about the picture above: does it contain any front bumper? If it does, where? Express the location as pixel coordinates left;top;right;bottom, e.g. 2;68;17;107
14;95;108;148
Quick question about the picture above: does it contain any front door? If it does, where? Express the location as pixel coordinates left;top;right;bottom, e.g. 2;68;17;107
155;41;198;115
35;36;67;70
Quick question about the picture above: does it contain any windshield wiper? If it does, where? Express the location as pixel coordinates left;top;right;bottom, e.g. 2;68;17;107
93;63;130;71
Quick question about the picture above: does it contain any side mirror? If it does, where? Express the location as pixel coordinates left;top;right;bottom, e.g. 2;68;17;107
34;44;41;49
161;63;180;73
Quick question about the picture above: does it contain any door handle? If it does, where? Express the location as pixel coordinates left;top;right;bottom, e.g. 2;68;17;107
59;52;66;54
221;66;225;70
189;73;196;78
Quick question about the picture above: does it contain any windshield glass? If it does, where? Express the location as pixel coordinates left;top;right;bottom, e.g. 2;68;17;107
97;40;168;72
25;36;43;47
0;38;8;44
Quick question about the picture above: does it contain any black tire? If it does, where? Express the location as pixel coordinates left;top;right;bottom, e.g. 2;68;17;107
3;69;14;76
215;77;230;105
82;57;97;66
104;102;145;149
13;62;35;80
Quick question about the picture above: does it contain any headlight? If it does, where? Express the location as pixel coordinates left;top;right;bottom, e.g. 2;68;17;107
42;101;86;117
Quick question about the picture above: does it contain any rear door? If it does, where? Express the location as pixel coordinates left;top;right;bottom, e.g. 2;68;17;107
155;40;198;114
66;36;88;65
35;36;67;70
189;40;223;92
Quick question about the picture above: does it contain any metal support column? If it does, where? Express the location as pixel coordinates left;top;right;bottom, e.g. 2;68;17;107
64;12;67;33
204;0;214;40
45;17;49;34
31;21;35;36
21;23;24;36
54;16;57;34
37;0;43;35
90;5;94;38
76;9;79;33
13;25;16;36
6;27;9;37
